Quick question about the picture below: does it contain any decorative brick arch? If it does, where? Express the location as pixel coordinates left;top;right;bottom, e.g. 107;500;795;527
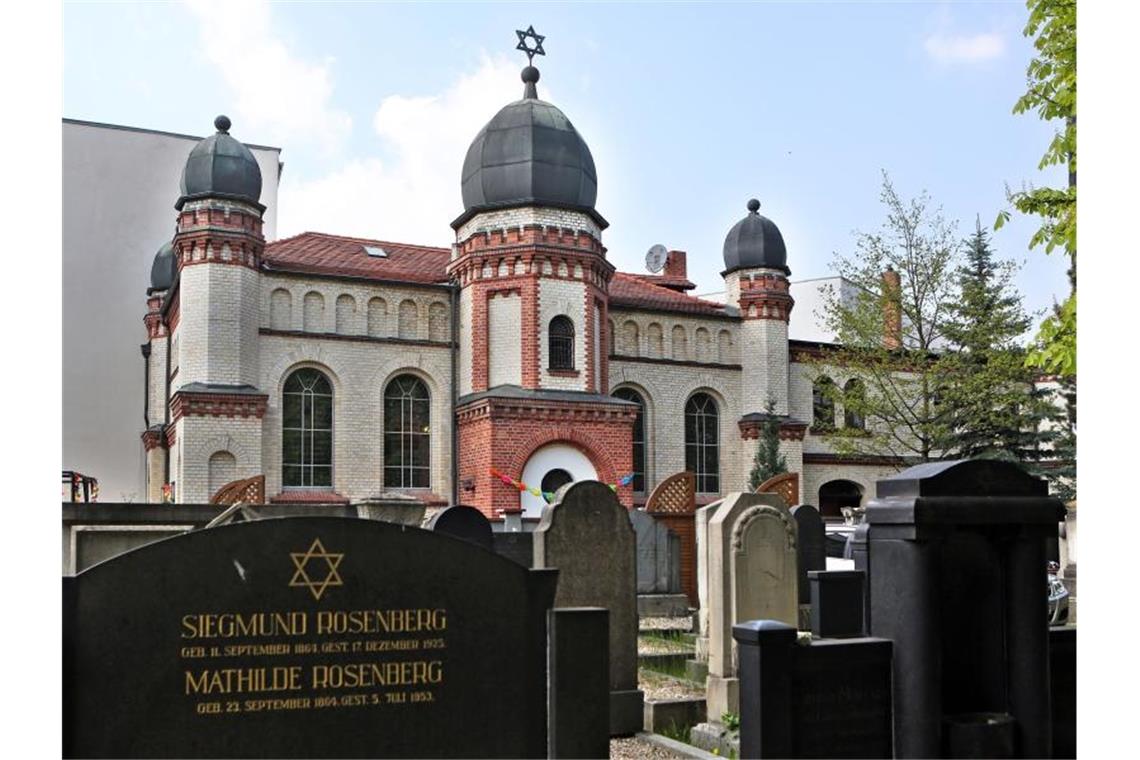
508;425;620;488
757;472;799;508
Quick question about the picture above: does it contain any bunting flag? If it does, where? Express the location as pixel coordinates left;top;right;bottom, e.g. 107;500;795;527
489;468;635;503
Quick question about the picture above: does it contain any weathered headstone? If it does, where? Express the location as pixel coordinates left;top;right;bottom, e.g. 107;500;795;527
630;508;681;594
733;620;893;759
426;504;493;551
706;492;798;718
64;517;558;758
791;505;825;606
866;459;1065;758
533;481;643;736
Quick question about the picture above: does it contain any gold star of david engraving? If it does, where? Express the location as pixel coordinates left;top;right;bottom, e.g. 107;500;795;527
289;538;344;601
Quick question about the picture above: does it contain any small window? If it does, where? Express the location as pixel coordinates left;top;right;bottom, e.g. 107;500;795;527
549;316;575;370
813;377;836;431
363;245;387;258
844;379;865;430
541;469;573;496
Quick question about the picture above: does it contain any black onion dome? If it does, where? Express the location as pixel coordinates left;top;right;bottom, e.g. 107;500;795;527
176;115;263;209
722;198;789;275
454;67;604;229
148;240;176;293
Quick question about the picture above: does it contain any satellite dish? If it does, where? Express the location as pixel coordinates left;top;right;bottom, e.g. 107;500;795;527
645;244;668;273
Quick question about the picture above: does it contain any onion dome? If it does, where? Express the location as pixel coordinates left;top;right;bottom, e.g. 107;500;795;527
148;240;176;293
454;66;604;229
722;199;789;276
176;115;263;210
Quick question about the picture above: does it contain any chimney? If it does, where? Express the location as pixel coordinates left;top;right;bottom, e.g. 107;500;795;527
664;250;687;279
882;267;902;350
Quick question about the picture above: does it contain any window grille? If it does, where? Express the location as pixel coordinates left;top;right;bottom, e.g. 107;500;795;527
282;368;333;487
685;393;719;494
384;375;431;488
549;316;575;370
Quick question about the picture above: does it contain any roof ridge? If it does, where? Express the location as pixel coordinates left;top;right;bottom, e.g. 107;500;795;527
268;231;450;253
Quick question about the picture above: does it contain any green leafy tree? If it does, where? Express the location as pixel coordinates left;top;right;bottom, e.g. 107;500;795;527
939;219;1064;471
748;396;788;490
996;0;1076;375
812;172;958;463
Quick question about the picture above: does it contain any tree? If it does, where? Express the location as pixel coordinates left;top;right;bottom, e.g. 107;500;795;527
996;0;1076;376
812;172;958;463
748;396;788;490
939;219;1063;469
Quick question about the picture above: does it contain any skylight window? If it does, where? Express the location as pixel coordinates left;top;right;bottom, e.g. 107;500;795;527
363;245;387;258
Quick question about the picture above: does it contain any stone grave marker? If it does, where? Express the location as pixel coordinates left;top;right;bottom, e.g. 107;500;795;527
426;504;493;551
533;480;643;736
64;516;558;758
706;492;797;718
791;504;825;606
630;508;681;595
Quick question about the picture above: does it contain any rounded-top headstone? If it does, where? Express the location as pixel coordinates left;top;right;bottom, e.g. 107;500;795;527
426;505;493;551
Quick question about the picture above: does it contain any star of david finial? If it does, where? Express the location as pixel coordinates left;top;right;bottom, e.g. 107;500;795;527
289;537;344;601
515;25;546;63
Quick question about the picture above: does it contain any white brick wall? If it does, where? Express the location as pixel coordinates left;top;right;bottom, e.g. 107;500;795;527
608;310;739;364
741;319;790;415
258;334;453;501
147;338;167;425
173;416;264;503
488;292;522;387
539;279;587;390
456;207;601;241
801;463;899;509
177;263;260;388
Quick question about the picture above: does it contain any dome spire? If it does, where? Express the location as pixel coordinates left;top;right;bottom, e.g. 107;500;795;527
515;25;546;99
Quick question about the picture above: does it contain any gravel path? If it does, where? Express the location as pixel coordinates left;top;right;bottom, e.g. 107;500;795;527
640;616;694;632
609;736;687;759
639;669;705;700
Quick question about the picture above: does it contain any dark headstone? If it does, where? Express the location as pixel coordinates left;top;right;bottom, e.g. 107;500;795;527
865;459;1064;759
809;570;865;639
492;530;534;567
533;481;643;736
1049;626;1076;759
64;517;557;758
734;620;893;759
547;608;610;759
791;505;825;605
427;505;493;551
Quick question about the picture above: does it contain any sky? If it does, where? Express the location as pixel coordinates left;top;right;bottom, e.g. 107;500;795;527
62;0;1070;323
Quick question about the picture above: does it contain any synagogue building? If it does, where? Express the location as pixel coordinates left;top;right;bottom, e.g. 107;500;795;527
140;59;899;519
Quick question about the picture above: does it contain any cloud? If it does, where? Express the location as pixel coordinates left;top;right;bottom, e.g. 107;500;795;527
278;54;526;244
924;32;1005;64
182;0;351;154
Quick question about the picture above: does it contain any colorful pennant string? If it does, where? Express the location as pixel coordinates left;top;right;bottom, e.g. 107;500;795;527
489;468;635;503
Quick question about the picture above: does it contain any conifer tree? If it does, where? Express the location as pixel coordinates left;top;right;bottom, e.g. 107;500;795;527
939;218;1064;474
748;396;788;490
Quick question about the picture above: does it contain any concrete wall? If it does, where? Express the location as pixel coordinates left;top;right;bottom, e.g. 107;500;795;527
62;119;280;501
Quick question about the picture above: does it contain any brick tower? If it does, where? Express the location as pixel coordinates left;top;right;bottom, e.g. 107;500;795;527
449;51;636;518
722;199;806;476
166;116;268;503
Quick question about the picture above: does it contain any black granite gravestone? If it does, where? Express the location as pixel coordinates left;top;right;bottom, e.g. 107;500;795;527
1049;626;1076;759
733;620;893;759
791;505;825;606
63;517;557;758
492;530;534;567
427;504;494;551
809;570;866;639
547;608;610;759
865;459;1065;759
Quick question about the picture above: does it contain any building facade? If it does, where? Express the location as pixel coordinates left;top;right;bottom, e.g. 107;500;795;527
139;69;895;519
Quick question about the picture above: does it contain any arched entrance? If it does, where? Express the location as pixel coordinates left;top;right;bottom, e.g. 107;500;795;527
818;479;863;520
519;443;598;517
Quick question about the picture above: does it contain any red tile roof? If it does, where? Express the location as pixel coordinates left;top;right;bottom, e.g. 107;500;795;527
263;232;451;284
262;232;728;316
609;272;727;316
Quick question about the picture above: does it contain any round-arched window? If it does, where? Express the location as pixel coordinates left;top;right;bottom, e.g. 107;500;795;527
685;393;719;494
541;468;574;495
549;316;575;370
614;388;646;493
282;368;333;487
384;375;430;488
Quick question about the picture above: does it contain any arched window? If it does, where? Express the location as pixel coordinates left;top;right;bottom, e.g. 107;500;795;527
844;379;865;430
282;368;333;488
541;468;573;496
813;376;836;432
384;375;430;488
614;388;646;493
549;316;575;370
685;393;719;494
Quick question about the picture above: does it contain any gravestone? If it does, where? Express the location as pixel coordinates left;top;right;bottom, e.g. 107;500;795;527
426;505;493;551
733;620;893;759
532;480;643;736
64;517;558;758
689;498;723;681
865;459;1065;758
630;508;681;594
809;570;865;639
791;505;825;606
706;492;797;718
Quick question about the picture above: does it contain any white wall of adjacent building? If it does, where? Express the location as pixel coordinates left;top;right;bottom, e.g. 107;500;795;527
62;119;281;501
